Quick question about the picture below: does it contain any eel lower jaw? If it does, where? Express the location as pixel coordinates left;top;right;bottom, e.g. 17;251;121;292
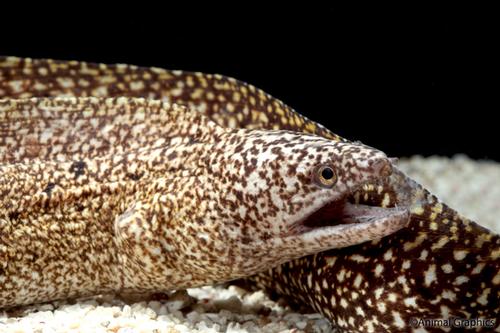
289;198;410;245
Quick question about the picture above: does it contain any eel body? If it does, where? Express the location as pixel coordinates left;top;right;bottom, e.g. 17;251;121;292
0;57;498;332
0;58;408;308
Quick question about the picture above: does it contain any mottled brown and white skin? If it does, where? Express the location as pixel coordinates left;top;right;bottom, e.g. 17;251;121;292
252;171;499;332
0;57;498;332
0;63;409;308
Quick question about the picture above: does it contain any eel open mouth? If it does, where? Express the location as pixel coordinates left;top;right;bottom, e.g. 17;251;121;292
301;199;405;230
290;195;410;236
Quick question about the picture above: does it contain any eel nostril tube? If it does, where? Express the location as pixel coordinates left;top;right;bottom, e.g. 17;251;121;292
389;157;399;165
371;159;393;178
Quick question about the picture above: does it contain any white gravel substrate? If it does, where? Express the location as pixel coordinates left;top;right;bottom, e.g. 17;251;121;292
1;155;498;333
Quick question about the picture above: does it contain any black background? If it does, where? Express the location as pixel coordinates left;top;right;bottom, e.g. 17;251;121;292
1;5;497;161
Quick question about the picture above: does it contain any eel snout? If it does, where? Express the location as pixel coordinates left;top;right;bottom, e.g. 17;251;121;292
288;167;411;248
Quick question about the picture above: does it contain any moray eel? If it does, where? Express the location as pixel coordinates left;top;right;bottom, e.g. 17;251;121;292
0;57;498;332
0;59;409;308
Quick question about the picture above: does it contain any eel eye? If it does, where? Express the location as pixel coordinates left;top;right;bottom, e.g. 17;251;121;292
314;165;337;188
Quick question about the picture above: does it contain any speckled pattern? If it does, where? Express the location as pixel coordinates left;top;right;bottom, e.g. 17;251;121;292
0;57;498;332
0;97;407;309
251;163;498;332
0;156;497;333
0;57;337;139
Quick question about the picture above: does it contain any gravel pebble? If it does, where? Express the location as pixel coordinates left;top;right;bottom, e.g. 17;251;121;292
0;156;498;333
